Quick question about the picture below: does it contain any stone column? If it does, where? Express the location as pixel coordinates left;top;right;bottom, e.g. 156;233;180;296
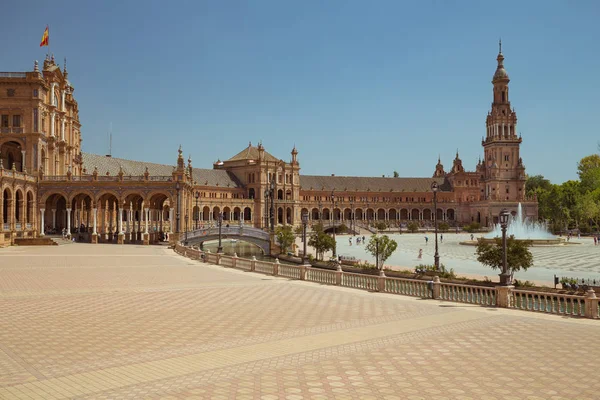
40;208;45;236
145;208;149;234
93;208;97;234
66;208;72;237
50;111;55;137
169;208;174;233
52;209;56;229
496;285;514;308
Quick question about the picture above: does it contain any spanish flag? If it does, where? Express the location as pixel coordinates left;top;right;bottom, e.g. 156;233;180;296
40;26;49;47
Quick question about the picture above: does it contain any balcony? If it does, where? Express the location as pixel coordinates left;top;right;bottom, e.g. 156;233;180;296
0;127;24;134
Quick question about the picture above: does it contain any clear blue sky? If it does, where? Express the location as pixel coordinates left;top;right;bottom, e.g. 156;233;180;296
3;1;599;184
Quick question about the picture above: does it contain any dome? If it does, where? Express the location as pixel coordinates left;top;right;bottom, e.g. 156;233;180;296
493;67;509;81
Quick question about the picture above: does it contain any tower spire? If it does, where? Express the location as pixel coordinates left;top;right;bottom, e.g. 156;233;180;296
499;38;502;54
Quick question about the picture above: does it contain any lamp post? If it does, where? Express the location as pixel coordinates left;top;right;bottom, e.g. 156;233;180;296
264;189;269;229
185;214;189;244
302;211;309;265
270;178;275;231
331;191;337;258
217;211;223;253
175;181;181;234
499;208;510;285
350;197;355;236
431;181;440;270
194;191;200;230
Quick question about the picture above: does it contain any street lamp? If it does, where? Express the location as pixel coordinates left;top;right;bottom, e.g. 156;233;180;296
302;211;309;265
431;181;440;270
499;208;511;285
349;197;355;236
194;191;200;230
270;178;275;231
331;191;337;258
175;181;181;234
217;211;224;253
185;214;189;244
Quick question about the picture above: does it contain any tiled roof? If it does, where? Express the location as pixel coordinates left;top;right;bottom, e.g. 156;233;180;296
226;145;279;162
81;153;243;188
299;175;451;192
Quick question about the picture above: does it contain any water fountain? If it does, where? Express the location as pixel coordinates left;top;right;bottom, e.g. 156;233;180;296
463;203;567;246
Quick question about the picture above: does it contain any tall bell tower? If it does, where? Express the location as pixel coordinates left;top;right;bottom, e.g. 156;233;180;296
481;41;526;201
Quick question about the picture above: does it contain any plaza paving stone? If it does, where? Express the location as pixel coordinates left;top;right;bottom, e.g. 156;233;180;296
0;244;599;399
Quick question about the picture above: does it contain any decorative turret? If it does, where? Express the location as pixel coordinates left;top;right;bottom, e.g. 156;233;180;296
177;145;185;170
63;57;68;79
451;150;464;174
257;141;265;161
433;155;445;177
291;145;298;164
187;154;193;177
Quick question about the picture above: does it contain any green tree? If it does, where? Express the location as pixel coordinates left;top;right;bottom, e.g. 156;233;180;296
526;174;552;195
365;234;398;271
407;222;419;233
393;170;399;178
577;154;600;193
336;223;348;234
308;223;335;261
475;236;534;283
275;225;295;254
375;221;388;231
438;222;449;232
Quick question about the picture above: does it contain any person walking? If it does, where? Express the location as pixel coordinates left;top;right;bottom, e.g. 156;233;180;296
440;234;443;243
418;249;423;259
425;236;429;245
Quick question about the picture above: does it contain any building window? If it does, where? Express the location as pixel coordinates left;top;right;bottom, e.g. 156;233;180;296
33;89;39;97
504;154;509;161
33;109;39;132
12;115;21;127
1;115;8;127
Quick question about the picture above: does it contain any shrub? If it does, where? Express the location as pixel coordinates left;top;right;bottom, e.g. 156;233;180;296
407;222;419;233
438;222;450;232
375;222;388;231
355;261;377;269
513;279;535;288
414;263;456;279
336;223;348;234
463;222;481;233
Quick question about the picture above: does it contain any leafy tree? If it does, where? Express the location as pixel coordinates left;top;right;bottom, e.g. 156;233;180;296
526;175;552;196
335;223;348;234
438;222;450;232
393;170;399;178
475;236;534;283
275;225;295;254
308;223;335;261
365;234;398;271
407;222;419;233
375;221;388;231
577;154;600;193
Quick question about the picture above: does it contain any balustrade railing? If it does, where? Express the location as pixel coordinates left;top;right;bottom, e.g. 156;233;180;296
25;223;32;230
440;283;496;306
174;243;600;320
384;277;429;297
3;223;9;231
15;223;21;230
342;272;378;291
255;261;274;275
306;268;337;285
511;290;585;317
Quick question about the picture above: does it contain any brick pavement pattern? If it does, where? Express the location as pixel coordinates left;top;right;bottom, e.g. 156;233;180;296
0;244;599;399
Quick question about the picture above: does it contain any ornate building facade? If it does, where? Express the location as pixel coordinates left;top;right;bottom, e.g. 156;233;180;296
0;48;537;246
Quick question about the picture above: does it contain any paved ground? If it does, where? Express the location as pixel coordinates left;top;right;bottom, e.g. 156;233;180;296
0;244;599;400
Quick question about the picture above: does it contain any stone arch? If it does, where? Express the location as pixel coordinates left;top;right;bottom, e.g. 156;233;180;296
277;207;284;224
40;190;69;206
212;206;221;221
411;209;420;220
301;207;309;220
223;206;231;221
97;192;120;242
2;187;12;226
400;209;409;220
447;208;455;221
355;208;363;220
202;206;210;221
389;209;397;221
277;189;283;200
366;208;375;221
333;207;341;221
44;193;68;233
248;188;255;200
40;147;47;175
377;208;386;221
25;190;35;224
285;190;292;200
0;140;25;171
233;207;241;221
436;208;444;221
423;209;432;220
311;207;319;220
14;189;24;223
322;208;331;220
243;207;252;221
343;208;352;220
286;207;292;224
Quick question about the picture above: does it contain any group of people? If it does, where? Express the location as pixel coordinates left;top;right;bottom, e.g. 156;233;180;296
348;236;367;246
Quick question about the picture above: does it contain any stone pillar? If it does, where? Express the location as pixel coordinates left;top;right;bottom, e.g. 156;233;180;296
66;208;72;237
52;209;56;229
377;270;386;292
50;111;55;137
39;208;45;236
143;207;150;245
273;258;279;276
92;208;97;234
495;285;514;308
585;289;599;319
432;276;441;299
169;208;174;233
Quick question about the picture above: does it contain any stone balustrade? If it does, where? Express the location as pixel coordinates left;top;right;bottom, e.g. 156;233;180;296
173;243;600;320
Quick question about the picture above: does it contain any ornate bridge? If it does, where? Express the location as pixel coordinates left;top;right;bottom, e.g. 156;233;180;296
185;226;272;254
